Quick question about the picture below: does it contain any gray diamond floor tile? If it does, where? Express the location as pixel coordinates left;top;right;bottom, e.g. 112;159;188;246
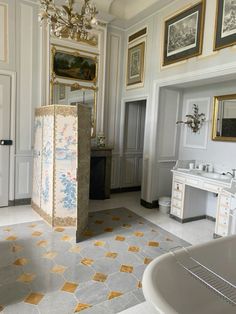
92;257;120;275
102;292;140;313
38;291;77;314
116;251;144;267
0;282;30;306
2;302;40;314
54;251;83;268
80;246;107;259
75;281;110;305
64;264;95;283
78;303;115;314
133;264;147;281
0;265;22;285
132;288;146;302
29;272;65;294
106;272;138;293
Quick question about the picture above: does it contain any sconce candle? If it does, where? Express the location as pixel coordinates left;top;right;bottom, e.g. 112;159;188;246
176;104;206;133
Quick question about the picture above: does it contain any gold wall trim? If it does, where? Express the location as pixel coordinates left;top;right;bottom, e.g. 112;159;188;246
54;105;78;117
54;216;76;227
35;106;55;116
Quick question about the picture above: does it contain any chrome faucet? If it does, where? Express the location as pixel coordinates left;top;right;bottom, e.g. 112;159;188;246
227;169;236;178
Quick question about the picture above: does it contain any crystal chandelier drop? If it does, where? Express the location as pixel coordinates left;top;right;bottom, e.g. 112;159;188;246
39;0;98;41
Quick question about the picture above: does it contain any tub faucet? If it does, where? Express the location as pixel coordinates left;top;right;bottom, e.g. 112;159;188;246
227;169;236;178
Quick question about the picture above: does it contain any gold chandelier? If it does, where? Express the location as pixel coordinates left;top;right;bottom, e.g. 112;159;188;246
39;0;98;41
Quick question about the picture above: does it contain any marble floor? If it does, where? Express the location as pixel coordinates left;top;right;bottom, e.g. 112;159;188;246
0;207;188;314
90;192;215;245
0;192;214;314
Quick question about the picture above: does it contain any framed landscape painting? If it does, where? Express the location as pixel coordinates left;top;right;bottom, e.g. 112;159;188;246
214;0;236;50
127;42;145;86
52;46;97;83
163;0;205;66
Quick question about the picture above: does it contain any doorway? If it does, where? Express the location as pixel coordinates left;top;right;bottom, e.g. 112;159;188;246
121;100;146;189
0;75;11;207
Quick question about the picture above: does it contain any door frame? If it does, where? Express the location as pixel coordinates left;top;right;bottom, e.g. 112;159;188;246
0;70;16;203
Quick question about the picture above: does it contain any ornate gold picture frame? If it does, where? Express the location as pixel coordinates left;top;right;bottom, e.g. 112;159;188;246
163;0;205;66
127;42;145;86
51;45;98;84
212;94;236;142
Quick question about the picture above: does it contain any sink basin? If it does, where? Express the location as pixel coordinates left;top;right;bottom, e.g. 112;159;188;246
200;173;230;181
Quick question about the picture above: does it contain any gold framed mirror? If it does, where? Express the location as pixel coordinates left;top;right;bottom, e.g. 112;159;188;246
212;94;236;142
51;82;97;138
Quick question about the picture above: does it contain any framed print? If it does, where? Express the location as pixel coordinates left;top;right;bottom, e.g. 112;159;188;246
163;0;205;66
51;46;97;83
127;42;145;86
214;0;236;50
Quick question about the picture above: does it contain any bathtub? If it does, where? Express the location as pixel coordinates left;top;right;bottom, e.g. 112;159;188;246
142;235;236;314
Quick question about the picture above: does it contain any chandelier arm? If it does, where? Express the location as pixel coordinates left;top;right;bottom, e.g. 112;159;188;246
39;0;98;41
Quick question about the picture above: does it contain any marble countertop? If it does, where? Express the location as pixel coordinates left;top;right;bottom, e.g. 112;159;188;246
172;168;233;185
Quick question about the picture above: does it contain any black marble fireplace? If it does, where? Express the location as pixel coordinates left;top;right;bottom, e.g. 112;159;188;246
89;147;112;200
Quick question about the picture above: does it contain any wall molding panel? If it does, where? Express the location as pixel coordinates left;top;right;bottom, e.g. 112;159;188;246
15;157;32;199
17;3;33;154
14;0;41;200
0;3;8;63
106;32;121;149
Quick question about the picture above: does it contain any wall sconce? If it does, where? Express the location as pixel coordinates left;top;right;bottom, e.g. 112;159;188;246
176;104;206;133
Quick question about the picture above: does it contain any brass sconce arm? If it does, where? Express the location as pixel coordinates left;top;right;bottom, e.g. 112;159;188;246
176;104;206;133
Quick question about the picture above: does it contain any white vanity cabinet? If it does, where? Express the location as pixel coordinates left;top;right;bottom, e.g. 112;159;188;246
215;191;236;237
215;193;231;237
171;176;185;219
170;170;235;237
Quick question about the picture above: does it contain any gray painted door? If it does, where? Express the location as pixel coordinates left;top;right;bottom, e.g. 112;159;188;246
122;100;146;188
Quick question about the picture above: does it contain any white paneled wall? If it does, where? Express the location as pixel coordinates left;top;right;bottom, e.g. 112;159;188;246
0;0;107;202
1;0;236;204
105;29;124;188
0;3;7;63
0;0;41;201
15;0;40;200
106;0;236;204
15;157;32;199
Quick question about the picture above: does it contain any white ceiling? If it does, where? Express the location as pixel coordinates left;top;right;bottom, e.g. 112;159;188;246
75;0;175;28
109;0;160;20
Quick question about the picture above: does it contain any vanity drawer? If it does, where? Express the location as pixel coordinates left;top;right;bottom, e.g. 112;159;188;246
203;182;221;193
172;198;182;209
186;178;199;187
219;195;231;207
174;175;185;183
174;181;184;192
218;215;229;226
173;190;183;200
171;206;182;218
218;206;229;217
